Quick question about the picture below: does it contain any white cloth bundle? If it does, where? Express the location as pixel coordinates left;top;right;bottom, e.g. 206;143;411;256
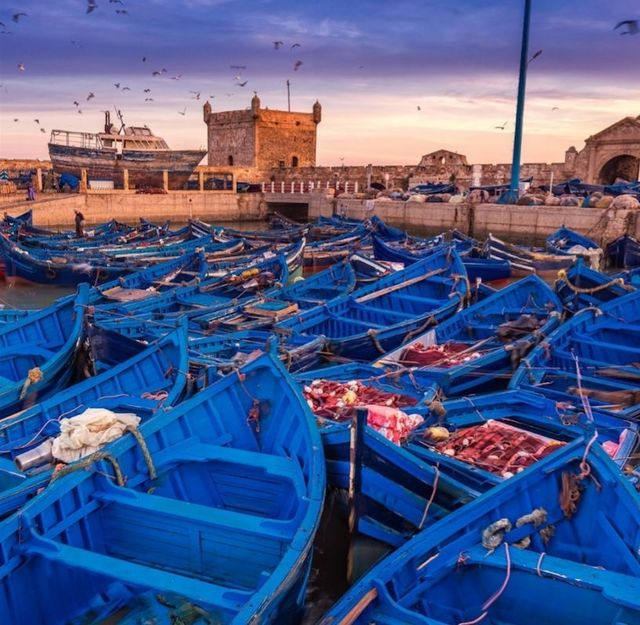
52;408;141;463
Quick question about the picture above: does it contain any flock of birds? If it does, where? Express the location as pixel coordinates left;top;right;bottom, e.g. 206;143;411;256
2;5;639;138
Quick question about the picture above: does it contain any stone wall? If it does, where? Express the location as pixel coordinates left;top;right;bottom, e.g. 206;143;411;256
204;109;256;167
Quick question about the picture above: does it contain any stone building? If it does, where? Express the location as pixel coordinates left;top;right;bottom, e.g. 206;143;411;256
203;95;321;169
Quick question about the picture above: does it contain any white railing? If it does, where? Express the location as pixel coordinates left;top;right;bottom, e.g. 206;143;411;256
261;181;361;194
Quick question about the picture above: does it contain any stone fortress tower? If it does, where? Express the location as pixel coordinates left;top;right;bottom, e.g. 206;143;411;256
203;95;321;170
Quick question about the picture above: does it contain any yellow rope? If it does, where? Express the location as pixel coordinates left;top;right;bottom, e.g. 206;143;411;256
557;269;632;295
51;450;125;486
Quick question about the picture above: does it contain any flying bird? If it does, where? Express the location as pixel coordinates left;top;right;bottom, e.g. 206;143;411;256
190;90;201;99
121;86;130;91
237;80;248;87
528;48;543;63
114;82;120;88
170;74;183;80
12;12;27;23
73;100;80;106
17;63;25;71
230;65;246;70
34;119;40;124
40;128;46;133
0;30;12;35
77;109;83;114
152;70;162;76
273;41;284;49
115;10;128;15
142;56;147;62
145;98;154;102
552;106;560;111
87;92;95;100
13;118;18;122
494;121;508;130
178;107;186;115
0;21;5;27
614;20;639;35
291;43;301;49
417;105;421;111
293;60;303;71
109;0;124;3
143;88;151;93
87;0;98;14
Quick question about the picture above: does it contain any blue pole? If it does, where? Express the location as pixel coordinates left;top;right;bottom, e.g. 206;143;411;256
505;0;532;204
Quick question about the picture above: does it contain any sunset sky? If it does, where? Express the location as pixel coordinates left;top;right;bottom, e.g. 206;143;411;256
0;0;638;166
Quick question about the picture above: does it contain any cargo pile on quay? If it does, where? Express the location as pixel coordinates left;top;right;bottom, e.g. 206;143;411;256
0;207;640;624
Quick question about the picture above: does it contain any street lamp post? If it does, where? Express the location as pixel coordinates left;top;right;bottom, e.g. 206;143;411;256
504;0;532;204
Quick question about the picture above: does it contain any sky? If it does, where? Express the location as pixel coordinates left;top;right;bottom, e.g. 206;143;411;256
0;0;638;166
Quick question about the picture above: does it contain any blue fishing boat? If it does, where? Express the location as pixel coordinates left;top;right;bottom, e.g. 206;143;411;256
196;260;356;332
374;234;511;283
0;353;324;625
276;247;468;361
555;257;635;314
319;438;640;625
606;233;640;268
408;389;636;492
511;288;640;420
484;233;574;277
0;285;89;418
0;326;189;517
546;225;603;268
190;330;326;379
377;275;563;395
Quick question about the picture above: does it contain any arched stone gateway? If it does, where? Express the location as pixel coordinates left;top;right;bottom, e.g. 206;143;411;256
572;116;640;184
599;154;640;185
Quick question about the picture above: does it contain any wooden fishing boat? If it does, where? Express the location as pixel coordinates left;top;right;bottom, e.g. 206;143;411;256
555;257;634;314
511;288;640;420
0;285;89;418
408;389;636;491
48;111;206;190
377;275;563;395
606;233;640;269
373;234;511;283
0;326;189;517
196;260;356;332
0;353;325;625
319;438;640;625
546;225;602;269
190;331;326;379
276;247;468;361
484;233;574;278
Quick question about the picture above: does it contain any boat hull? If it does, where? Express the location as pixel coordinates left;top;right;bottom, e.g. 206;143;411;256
48;143;206;190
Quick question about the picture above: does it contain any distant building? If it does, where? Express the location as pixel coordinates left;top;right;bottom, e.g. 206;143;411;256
203;95;321;169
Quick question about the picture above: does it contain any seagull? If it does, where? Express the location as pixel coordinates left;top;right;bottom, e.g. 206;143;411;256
0;30;12;35
17;63;25;71
34;119;40;124
121;86;130;91
528;48;543;63
152;71;162;76
114;82;121;88
109;0;124;3
417;105;421;111
230;65;246;70
614;20;639;35
40;128;46;133
87;92;95;100
77;109;83;114
178;107;186;115
115;9;128;15
145;97;154;102
13;118;19;122
12;12;27;23
0;21;5;27
494;121;507;130
170;74;183;80
190;90;201;99
142;56;147;62
291;43;301;49
552;106;560;111
237;80;248;87
273;41;284;49
73;100;80;106
143;88;151;93
293;60;303;71
87;0;98;14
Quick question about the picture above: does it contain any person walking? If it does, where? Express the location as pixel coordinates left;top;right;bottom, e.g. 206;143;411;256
74;210;86;237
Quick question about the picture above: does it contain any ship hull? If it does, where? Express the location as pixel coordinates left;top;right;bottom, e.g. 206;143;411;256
48;144;206;190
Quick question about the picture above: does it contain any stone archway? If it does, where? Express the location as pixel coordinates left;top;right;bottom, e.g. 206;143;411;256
598;154;640;184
